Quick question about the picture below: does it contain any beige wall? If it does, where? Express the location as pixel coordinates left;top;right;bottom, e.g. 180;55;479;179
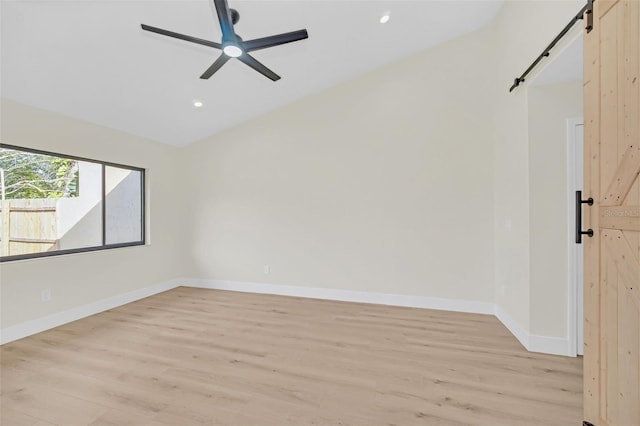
0;99;188;328
182;27;497;302
1;1;588;351
528;82;583;338
492;0;584;332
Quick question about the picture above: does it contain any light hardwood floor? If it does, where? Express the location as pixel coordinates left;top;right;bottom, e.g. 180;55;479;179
0;287;582;426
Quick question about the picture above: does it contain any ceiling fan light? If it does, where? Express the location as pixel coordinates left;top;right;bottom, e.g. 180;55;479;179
223;44;243;57
380;12;390;24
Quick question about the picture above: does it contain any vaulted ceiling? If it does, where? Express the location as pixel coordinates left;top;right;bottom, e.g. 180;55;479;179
1;0;503;146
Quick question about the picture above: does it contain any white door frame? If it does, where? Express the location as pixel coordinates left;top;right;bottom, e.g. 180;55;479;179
566;117;584;357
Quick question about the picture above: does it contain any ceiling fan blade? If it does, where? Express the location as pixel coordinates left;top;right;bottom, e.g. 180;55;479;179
200;54;231;79
141;24;222;49
237;54;280;81
244;29;309;52
213;0;236;43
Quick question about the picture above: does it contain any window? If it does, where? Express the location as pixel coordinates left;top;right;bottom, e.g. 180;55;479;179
0;144;145;261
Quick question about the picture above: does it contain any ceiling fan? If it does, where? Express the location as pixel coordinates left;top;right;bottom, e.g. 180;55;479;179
141;0;308;81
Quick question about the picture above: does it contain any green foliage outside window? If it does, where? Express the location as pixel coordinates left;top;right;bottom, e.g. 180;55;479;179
0;148;79;199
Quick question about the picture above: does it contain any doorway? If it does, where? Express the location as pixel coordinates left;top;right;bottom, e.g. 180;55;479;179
527;29;584;357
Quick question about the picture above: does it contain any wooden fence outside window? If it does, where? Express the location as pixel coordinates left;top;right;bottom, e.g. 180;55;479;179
0;199;58;257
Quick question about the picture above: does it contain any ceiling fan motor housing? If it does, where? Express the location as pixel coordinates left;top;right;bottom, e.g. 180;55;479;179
230;9;240;25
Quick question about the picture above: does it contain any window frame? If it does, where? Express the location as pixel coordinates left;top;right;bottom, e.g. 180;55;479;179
0;143;146;262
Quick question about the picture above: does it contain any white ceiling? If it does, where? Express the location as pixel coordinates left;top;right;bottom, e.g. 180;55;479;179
1;0;503;147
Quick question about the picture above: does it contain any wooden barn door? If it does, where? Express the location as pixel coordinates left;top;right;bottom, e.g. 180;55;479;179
583;0;640;425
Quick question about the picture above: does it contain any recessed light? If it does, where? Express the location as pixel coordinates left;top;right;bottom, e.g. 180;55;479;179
380;12;390;24
193;100;204;108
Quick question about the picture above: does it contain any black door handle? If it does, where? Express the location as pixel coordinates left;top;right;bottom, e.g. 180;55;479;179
576;190;594;244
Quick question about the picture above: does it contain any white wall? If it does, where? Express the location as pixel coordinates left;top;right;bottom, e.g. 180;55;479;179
0;99;188;329
528;82;583;339
56;162;138;249
57;161;102;249
182;27;497;303
492;0;584;337
105;168;143;245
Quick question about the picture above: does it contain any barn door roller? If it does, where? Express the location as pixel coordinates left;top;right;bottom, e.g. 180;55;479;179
585;0;594;32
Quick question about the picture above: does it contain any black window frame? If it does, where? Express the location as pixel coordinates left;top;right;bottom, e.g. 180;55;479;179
0;143;146;262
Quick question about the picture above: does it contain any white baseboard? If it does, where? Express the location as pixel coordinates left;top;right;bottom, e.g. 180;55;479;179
1;277;573;357
494;304;530;349
529;334;571;356
494;304;572;357
0;278;184;345
185;279;495;315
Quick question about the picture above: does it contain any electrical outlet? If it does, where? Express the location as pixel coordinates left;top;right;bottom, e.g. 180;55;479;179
41;288;52;302
263;265;270;275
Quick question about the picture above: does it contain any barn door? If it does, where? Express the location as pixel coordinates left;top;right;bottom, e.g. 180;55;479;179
583;0;640;425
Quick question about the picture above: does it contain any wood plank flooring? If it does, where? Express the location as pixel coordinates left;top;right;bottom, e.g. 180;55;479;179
0;287;582;425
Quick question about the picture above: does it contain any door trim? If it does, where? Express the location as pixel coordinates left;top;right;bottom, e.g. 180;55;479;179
567;117;584;357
